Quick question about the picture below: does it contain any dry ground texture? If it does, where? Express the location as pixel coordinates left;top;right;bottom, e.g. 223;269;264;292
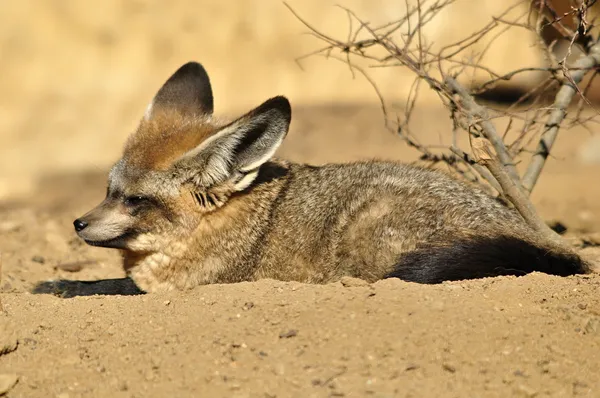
1;105;600;398
2;1;600;397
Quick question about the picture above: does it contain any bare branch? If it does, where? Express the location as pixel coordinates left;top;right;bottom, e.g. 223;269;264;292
450;147;503;193
471;137;566;247
287;0;600;249
445;76;570;245
0;253;3;312
522;38;600;194
445;76;521;185
322;54;390;127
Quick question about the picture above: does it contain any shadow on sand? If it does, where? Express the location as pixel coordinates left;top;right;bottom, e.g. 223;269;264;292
32;278;145;298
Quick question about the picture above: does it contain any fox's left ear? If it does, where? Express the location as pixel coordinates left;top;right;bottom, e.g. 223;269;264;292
145;61;214;120
175;96;291;189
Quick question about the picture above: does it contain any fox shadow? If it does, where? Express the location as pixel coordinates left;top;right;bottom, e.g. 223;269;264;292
32;278;145;298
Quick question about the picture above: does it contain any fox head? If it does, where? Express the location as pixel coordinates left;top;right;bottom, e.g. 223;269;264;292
73;62;291;251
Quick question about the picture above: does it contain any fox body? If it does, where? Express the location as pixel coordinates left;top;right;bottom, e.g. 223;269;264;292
74;62;588;293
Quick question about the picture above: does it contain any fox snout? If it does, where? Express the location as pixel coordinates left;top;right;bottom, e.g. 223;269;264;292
73;199;137;249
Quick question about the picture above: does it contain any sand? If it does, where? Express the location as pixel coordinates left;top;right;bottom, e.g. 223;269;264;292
1;103;600;397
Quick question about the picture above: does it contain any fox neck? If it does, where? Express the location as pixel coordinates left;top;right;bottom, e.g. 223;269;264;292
123;162;289;292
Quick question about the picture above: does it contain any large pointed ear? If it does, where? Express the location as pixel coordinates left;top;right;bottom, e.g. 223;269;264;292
145;61;213;120
175;96;291;188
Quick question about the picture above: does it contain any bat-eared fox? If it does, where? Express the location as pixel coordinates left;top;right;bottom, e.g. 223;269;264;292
73;62;589;293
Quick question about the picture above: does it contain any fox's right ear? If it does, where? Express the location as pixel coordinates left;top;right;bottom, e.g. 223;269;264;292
144;61;213;120
174;96;291;189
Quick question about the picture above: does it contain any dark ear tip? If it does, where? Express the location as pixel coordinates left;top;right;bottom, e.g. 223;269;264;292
175;61;209;77
264;96;291;121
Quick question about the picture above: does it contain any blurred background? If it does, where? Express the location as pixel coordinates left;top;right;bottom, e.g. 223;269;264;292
0;0;598;204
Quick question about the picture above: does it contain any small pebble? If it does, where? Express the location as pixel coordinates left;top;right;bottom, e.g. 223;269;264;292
54;260;96;273
0;221;20;233
31;255;45;264
0;334;18;357
117;381;128;391
340;277;369;287
0;373;18;395
442;363;456;373
515;384;538;397
279;329;298;339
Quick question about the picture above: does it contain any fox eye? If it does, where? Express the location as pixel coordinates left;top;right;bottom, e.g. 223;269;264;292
124;195;149;207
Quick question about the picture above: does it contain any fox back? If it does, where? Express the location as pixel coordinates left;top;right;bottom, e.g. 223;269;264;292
73;62;588;293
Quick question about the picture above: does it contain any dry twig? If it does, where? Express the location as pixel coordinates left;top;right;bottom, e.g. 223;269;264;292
522;38;600;193
445;77;521;185
447;77;565;245
0;253;3;312
288;0;600;245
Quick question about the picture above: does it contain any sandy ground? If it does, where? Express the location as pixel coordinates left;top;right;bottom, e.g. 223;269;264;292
1;103;600;397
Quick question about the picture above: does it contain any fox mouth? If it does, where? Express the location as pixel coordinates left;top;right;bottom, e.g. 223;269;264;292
83;232;137;249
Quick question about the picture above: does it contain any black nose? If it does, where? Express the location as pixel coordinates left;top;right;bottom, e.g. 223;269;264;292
73;219;88;232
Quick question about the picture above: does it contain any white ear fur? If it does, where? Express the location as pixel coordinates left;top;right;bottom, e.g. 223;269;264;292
176;96;291;190
143;100;154;121
233;170;259;191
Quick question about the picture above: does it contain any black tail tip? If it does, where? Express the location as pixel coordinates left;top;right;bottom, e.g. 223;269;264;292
385;235;588;284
